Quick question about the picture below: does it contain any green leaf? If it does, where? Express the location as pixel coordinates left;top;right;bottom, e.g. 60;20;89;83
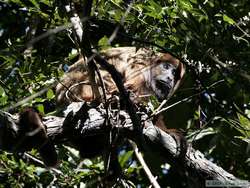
29;0;40;9
111;0;122;4
187;127;217;141
177;0;193;10
35;97;45;103
237;113;250;137
144;0;163;19
39;0;50;6
148;0;162;13
36;104;44;114
222;14;235;25
98;36;111;49
119;150;133;168
0;86;4;96
0;86;8;105
46;89;55;100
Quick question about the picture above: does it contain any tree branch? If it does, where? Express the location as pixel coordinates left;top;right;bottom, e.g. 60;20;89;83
129;140;160;188
0;103;249;187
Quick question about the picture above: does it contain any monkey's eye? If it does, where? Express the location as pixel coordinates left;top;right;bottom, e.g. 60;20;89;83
163;63;171;69
172;69;176;77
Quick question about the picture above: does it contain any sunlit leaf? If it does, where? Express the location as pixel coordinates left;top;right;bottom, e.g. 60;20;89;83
98;36;111;49
36;104;44;114
46;89;55;100
187;127;217;141
223;14;236;25
237;113;250;137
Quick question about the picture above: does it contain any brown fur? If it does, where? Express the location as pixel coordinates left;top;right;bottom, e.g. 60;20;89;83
56;47;185;104
56;47;187;159
18;108;58;167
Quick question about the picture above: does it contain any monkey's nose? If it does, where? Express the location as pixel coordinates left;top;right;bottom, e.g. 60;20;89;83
166;76;172;82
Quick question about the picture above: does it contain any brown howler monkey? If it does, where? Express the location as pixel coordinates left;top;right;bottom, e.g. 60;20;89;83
56;47;186;158
18;108;58;167
56;47;185;104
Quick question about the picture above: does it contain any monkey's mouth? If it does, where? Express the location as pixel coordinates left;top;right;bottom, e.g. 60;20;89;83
155;79;172;98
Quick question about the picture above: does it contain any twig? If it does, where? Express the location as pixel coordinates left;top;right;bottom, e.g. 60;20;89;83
108;0;133;44
129;140;160;188
208;53;250;82
65;81;90;102
26;17;89;48
150;79;225;117
3;82;56;112
152;99;167;116
24;153;62;174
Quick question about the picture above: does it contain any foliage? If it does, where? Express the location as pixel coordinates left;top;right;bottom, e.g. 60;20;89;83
0;0;249;187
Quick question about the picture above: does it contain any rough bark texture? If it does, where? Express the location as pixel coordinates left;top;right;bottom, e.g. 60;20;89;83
0;102;249;188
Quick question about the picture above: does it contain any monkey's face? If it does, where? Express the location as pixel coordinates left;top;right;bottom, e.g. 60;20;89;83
151;62;176;101
149;58;182;101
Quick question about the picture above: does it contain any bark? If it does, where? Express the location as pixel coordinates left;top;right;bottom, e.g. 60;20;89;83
0;102;249;188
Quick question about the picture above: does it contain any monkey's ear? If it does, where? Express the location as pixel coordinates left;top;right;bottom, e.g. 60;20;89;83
176;61;185;81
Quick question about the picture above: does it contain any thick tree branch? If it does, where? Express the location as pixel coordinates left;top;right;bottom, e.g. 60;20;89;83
0;103;249;188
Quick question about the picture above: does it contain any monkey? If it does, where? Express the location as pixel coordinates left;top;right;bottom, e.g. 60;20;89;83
56;47;186;159
18;108;58;167
56;47;185;104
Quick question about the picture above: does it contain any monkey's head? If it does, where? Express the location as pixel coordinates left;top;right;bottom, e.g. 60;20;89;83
149;53;185;101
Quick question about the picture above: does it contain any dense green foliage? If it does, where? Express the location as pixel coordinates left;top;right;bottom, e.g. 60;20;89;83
0;0;249;187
